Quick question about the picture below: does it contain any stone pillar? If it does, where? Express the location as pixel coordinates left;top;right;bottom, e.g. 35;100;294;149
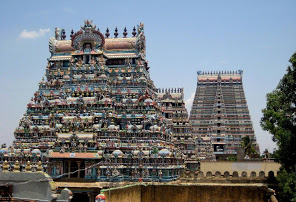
68;161;71;178
88;193;96;202
77;161;81;178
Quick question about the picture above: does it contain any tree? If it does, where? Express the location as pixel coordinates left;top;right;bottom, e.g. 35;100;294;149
227;156;237;161
240;136;257;158
262;149;270;159
261;52;296;201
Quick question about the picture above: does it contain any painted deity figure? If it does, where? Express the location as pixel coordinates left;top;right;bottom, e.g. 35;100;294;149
136;23;146;58
98;55;105;66
60;144;66;153
46;61;51;69
90;56;96;65
71;140;76;152
112;168;120;177
84;144;87;153
159;170;163;179
97;167;101;178
86;163;92;176
56;162;61;176
78;143;83;153
70;57;75;65
77;57;83;66
144;168;149;178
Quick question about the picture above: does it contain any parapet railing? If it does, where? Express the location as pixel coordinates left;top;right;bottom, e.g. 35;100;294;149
179;170;277;182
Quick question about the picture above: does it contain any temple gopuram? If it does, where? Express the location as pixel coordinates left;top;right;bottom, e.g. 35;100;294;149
189;71;260;160
9;20;187;185
0;19;267;201
156;88;198;169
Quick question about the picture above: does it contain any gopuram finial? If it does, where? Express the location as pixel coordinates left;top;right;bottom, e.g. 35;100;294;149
123;27;127;38
105;27;110;38
61;29;66;40
70;29;74;38
114;27;118;38
132;26;137;37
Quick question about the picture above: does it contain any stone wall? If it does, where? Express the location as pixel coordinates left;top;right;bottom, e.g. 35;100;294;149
104;185;141;202
105;184;273;202
0;171;72;201
177;161;280;183
200;161;280;177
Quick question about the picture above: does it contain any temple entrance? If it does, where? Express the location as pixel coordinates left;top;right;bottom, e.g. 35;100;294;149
71;192;89;202
68;161;85;178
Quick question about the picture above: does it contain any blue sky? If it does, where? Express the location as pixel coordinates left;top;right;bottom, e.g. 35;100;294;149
0;0;295;153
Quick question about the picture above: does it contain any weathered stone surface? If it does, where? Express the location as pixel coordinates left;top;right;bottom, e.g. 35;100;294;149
105;184;272;202
0;172;70;201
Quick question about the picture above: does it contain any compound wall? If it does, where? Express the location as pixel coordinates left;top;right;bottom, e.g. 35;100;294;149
200;161;281;177
105;184;272;202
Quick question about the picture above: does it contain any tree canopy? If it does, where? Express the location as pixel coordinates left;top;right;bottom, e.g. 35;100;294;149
261;52;296;201
240;136;257;158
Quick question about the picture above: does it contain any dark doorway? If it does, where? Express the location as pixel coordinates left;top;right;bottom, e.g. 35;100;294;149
71;192;89;202
80;161;85;178
70;161;78;178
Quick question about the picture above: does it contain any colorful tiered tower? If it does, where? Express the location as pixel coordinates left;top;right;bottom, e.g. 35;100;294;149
156;88;198;169
12;20;185;182
189;71;259;160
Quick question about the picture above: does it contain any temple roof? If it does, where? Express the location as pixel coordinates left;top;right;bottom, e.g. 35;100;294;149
197;70;243;81
104;38;136;50
49;37;137;55
48;20;146;64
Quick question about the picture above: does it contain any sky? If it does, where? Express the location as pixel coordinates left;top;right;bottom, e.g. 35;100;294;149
0;0;295;153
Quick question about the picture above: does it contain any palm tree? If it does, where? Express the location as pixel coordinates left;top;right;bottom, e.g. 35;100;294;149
240;136;257;158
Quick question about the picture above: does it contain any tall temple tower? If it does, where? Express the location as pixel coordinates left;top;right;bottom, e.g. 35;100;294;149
189;71;259;160
12;20;184;183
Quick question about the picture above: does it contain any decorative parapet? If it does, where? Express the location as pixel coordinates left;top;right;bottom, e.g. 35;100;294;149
180;161;281;182
197;70;243;75
180;169;277;183
156;88;183;94
0;160;46;173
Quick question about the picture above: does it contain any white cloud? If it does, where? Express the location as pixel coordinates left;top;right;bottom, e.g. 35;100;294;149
64;7;75;14
19;28;50;39
185;92;195;112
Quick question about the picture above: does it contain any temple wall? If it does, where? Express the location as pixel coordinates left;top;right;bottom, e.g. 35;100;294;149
105;184;272;202
200;161;281;177
105;185;141;202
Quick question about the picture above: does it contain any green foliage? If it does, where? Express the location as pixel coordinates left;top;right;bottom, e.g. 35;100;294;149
277;168;296;201
261;52;296;170
240;136;257;157
261;52;296;201
261;148;271;159
227;156;237;161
